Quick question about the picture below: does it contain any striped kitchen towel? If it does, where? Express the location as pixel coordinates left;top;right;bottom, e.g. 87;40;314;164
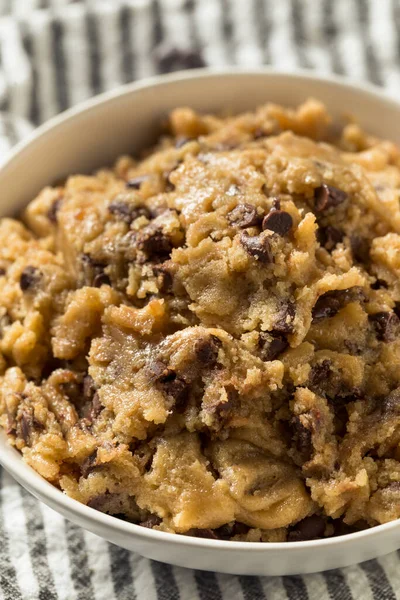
1;0;400;598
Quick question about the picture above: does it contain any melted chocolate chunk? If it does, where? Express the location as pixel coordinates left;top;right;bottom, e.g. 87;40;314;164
140;515;162;529
80;254;110;287
20;266;42;292
89;393;102;421
314;184;348;212
126;175;151;189
369;311;399;342
79;392;102;424
87;493;111;511
227;203;261;228
309;360;332;389
152;263;174;293
317;225;344;251
47;197;63;223
292;415;313;461
371;278;388;290
214;522;250;539
108;200;151;224
258;332;289;361
262;210;293;236
80;451;98;478
312;287;364;321
190;528;219;540
240;232;273;263
17;410;44;446
351;236;370;264
288;515;326;541
135;226;173;262
208;386;239;425
149;360;189;406
308;360;362;406
274;301;296;334
194;335;222;367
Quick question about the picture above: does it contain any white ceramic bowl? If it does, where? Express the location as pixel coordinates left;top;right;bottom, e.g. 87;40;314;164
1;68;400;576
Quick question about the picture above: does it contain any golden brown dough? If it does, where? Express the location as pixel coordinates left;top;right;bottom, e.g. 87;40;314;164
1;99;400;542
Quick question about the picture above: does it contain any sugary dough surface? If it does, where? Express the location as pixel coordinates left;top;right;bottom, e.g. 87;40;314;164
1;99;400;542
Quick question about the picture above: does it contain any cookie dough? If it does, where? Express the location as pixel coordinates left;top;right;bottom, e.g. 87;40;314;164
1;99;400;542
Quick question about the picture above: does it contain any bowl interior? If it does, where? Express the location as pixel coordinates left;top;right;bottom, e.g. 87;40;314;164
1;69;400;575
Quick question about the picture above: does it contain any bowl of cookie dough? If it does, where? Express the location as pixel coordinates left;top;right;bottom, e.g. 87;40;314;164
1;68;400;576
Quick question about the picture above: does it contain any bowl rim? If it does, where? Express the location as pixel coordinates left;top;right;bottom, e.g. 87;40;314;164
1;65;400;552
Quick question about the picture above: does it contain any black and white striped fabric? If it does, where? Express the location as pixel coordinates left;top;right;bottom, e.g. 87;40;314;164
1;1;400;598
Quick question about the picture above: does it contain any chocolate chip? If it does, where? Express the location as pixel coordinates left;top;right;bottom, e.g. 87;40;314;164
211;386;238;423
369;311;399;342
19;412;32;444
382;388;400;414
0;268;5;276
212;522;250;540
17;410;44;446
80;451;98;478
135;226;173;262
194;335;222;367
309;360;332;389
140;515;162;529
47;197;63;223
262;210;293;236
227;203;261;228
317;226;344;251
152;263;174;293
258;332;289;361
80;392;102;424
312;287;364;321
20;266;42;292
149;360;189;407
163;160;183;192
288;515;326;542
190;528;219;540
292;415;313;461
89;393;102;422
371;278;388;290
83;375;97;400
308;359;362;406
93;272;111;287
314;184;348;212
274;301;296;334
126;175;151;189
240;232;273;263
395;302;400;319
108;200;151;224
351;236;370;264
60;378;82;404
87;493;111;511
80;254;110;287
